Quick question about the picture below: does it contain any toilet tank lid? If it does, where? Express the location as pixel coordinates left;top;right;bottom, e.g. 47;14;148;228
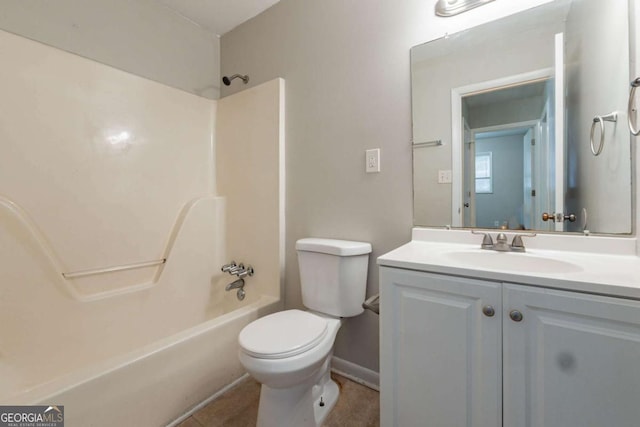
296;238;372;256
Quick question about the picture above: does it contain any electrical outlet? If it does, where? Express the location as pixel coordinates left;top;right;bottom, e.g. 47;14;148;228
366;148;380;173
437;169;452;183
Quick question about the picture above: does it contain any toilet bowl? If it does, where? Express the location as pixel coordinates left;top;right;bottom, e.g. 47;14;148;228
239;310;342;427
237;238;371;427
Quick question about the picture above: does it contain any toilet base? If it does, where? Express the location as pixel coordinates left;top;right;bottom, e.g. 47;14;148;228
256;359;339;427
312;375;339;425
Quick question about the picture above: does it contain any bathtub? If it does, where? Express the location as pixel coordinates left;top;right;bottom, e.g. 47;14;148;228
3;294;280;426
0;196;283;425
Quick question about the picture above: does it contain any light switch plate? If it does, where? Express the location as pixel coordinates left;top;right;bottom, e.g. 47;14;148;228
438;169;452;183
366;148;380;173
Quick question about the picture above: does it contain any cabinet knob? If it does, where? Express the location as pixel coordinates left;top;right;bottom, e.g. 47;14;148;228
482;305;495;317
509;310;524;322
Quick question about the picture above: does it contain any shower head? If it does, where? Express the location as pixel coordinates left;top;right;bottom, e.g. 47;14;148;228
222;74;249;86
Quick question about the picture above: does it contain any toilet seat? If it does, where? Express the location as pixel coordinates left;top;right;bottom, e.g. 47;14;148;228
239;310;328;360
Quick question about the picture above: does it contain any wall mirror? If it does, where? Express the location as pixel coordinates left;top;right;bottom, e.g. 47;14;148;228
411;0;633;234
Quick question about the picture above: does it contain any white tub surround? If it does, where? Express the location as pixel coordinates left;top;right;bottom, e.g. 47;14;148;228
216;78;286;303
378;228;640;299
0;25;287;427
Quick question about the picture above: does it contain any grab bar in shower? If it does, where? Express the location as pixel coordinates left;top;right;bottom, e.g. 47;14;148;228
0;193;220;301
62;258;166;279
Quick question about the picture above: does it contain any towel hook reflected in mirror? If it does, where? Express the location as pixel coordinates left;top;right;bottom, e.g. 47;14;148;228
590;112;618;156
628;77;640;135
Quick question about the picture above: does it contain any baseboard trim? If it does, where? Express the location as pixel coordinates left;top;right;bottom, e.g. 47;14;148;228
331;356;379;391
169;358;380;426
167;373;250;427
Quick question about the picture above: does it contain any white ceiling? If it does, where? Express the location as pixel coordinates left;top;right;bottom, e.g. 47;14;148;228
158;0;281;36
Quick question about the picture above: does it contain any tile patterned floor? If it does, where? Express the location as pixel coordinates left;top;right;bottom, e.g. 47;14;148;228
176;373;380;427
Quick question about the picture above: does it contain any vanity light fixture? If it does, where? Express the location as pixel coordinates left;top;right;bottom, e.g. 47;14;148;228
435;0;495;17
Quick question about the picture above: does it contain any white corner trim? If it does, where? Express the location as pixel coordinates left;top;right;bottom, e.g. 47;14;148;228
331;356;380;392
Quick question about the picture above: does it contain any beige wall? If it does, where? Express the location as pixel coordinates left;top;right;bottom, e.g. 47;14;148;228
221;0;551;373
0;0;221;99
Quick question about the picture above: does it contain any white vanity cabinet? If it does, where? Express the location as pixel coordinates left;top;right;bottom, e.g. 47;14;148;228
379;267;502;426
503;283;640;427
380;266;640;427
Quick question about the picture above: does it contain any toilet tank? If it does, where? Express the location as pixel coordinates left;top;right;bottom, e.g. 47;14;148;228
296;238;372;317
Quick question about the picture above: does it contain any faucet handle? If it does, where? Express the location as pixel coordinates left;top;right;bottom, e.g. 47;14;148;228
221;261;237;272
236;265;254;278
228;263;245;274
510;233;537;252
471;230;494;249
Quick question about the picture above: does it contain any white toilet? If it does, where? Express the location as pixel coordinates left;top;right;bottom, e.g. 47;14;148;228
237;238;372;427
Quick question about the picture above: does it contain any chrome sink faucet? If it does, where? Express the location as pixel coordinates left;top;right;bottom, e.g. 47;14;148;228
471;231;536;252
493;233;511;251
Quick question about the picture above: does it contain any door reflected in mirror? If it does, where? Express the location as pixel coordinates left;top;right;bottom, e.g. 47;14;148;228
462;79;555;232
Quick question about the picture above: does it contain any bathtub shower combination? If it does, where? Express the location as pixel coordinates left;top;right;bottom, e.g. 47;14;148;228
0;29;284;426
0;195;279;425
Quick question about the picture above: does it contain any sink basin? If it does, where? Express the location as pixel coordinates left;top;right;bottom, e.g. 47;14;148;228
443;250;583;274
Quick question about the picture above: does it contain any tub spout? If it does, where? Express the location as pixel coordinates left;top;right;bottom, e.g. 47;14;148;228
225;278;245;291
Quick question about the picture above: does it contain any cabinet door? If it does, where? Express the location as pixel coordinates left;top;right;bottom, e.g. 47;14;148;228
503;284;640;427
380;267;502;427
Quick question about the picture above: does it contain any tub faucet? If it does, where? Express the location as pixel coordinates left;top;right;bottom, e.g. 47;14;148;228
225;278;245;291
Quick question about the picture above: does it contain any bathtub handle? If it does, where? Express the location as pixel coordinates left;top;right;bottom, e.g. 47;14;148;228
236;265;254;278
221;261;237;273
228;264;245;275
222;261;254;278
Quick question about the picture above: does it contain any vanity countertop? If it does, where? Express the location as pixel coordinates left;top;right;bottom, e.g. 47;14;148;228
378;228;640;300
